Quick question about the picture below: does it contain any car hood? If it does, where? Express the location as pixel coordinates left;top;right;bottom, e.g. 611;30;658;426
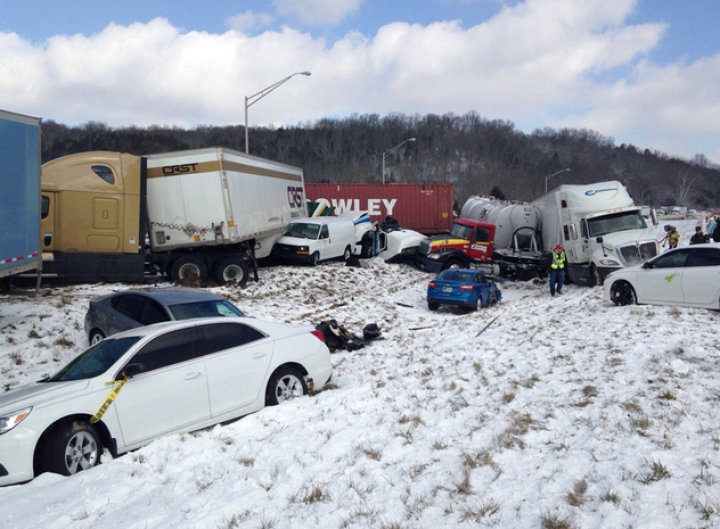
0;379;91;413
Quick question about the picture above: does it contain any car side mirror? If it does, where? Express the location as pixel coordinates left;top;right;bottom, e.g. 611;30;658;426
120;363;146;380
642;262;652;269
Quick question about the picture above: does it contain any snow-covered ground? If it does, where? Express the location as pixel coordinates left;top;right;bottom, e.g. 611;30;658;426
1;219;719;529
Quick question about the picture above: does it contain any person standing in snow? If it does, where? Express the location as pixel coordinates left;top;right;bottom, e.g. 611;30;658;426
662;226;680;249
549;244;566;297
689;226;709;245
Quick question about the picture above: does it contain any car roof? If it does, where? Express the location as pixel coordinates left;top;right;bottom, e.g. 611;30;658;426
106;287;227;305
109;316;308;341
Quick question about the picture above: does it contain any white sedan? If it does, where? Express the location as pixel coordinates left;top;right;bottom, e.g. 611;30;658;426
0;317;332;486
604;243;720;309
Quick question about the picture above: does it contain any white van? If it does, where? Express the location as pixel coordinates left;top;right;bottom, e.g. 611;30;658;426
272;217;357;265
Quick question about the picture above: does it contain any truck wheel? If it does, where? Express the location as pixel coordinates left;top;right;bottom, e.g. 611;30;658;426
214;258;249;285
170;256;207;282
590;265;603;286
343;246;352;261
443;259;463;270
310;252;320;266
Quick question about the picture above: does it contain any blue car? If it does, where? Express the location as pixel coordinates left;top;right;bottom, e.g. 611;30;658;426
427;268;501;311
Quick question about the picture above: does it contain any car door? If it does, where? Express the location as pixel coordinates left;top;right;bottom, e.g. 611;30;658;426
112;327;211;447
197;321;273;416
638;249;689;304
681;247;720;306
317;224;331;259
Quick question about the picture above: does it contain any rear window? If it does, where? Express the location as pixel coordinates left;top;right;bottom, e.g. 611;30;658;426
168;300;244;319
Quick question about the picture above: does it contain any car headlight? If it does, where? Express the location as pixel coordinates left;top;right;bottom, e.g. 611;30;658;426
427;253;440;260
598;258;621;267
0;407;32;435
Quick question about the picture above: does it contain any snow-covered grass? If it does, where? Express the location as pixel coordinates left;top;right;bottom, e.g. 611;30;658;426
1;219;719;529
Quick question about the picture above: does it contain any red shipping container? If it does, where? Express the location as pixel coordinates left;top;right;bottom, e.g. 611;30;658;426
305;183;454;234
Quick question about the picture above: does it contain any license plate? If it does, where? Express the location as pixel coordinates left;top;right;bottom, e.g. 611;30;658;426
442;287;452;292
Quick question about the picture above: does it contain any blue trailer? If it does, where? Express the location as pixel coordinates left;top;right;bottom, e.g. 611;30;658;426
0;109;42;282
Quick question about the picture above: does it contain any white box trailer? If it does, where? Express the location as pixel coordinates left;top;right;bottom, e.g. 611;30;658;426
145;148;306;257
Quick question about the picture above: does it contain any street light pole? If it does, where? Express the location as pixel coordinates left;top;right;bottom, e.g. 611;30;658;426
382;137;416;184
545;168;570;194
244;71;311;154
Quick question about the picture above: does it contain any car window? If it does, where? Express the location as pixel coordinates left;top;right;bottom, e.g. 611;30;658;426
474;274;487;283
686;247;720;267
319;225;329;240
112;295;146;322
129;328;198;374
650;249;690;268
48;337;142;381
195;322;265;356
169;300;244;319
141;299;170;325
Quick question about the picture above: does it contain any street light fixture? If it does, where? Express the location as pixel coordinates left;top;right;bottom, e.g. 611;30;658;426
545;167;570;193
382;138;416;184
244;71;311;154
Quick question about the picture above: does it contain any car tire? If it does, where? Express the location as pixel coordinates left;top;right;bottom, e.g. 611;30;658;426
266;366;307;406
310;252;320;266
89;329;105;345
428;302;439;311
343;246;352;261
611;281;637;306
41;421;102;476
170;256;208;282
214;258;249;285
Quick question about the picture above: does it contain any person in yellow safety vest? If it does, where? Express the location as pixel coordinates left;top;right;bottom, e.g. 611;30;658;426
549;243;566;297
665;226;680;249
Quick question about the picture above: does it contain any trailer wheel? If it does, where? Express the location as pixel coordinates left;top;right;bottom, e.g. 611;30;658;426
214;258;249;285
170;256;207;282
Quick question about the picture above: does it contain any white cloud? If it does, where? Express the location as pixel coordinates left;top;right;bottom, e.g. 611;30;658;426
272;0;363;26
226;10;275;33
0;0;718;162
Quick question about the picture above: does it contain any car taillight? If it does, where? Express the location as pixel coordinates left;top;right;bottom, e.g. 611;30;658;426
459;285;474;291
428;282;437;288
311;329;326;342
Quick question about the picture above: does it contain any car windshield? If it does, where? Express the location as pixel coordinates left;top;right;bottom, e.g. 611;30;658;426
46;337;142;382
169;300;244;319
285;222;320;239
587;211;648;237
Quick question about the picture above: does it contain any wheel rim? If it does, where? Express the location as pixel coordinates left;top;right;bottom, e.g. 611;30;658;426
613;283;634;306
64;431;99;474
274;374;304;402
223;264;246;283
90;332;104;345
179;263;201;279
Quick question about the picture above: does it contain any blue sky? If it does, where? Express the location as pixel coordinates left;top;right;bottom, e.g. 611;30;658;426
1;0;719;164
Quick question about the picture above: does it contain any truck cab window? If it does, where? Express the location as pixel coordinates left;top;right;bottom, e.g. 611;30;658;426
41;196;50;219
91;165;115;185
474;228;490;243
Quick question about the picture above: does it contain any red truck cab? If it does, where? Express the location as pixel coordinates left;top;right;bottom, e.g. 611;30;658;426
415;218;496;273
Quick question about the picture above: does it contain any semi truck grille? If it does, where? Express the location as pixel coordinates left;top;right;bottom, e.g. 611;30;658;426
418;240;431;255
619;242;658;266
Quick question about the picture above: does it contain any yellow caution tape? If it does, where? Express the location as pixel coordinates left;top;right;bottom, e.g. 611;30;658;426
90;374;130;424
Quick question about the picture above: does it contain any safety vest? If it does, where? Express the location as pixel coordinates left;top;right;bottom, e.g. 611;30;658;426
551;250;566;270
